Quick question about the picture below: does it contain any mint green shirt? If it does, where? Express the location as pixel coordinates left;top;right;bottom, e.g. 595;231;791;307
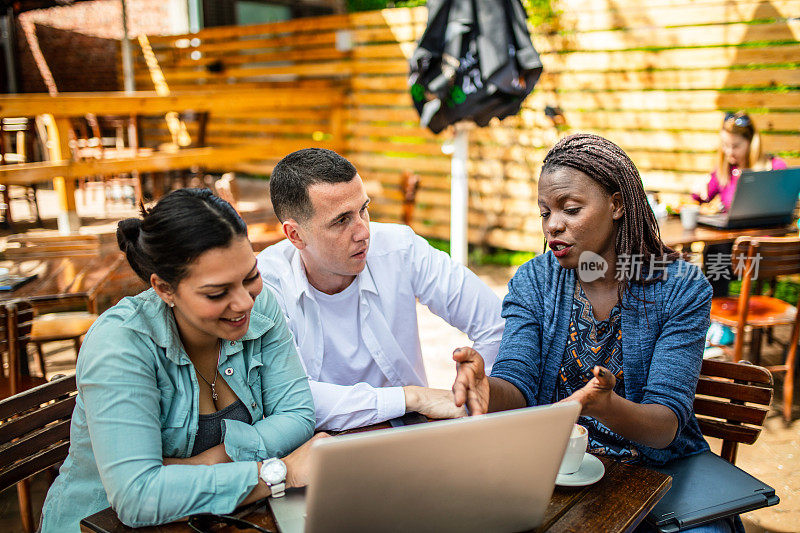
41;288;315;532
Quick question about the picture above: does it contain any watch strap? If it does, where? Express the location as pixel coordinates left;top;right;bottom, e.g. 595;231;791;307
267;481;285;498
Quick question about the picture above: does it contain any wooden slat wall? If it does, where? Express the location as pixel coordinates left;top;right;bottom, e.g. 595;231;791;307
132;0;800;252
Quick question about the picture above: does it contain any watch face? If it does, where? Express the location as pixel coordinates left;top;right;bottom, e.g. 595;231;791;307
262;459;287;484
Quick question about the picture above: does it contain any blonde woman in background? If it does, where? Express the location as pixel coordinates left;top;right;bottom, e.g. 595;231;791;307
694;112;787;345
694;111;787;214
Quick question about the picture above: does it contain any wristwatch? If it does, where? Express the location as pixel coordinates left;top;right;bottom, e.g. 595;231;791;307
260;458;287;498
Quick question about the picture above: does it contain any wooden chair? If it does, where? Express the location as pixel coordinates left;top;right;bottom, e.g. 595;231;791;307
29;311;97;377
0;374;77;533
709;236;800;422
0;300;47;399
214;172;241;210
72;113;142;211
0;117;42;228
694;359;774;464
401;170;421;227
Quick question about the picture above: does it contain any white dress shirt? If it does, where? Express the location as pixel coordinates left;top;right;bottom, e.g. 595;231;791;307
256;222;504;430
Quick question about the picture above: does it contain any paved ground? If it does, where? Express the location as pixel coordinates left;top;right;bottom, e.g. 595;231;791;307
0;183;798;532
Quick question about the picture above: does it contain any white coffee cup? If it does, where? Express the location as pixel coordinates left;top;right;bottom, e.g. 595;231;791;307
680;205;699;230
559;424;588;475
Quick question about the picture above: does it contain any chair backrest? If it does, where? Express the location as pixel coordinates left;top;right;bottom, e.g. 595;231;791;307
694;359;773;464
1;300;35;395
732;236;800;290
0;374;76;492
1;117;35;165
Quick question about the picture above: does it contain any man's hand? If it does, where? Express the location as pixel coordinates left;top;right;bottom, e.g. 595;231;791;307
283;432;331;488
403;386;467;420
452;347;490;416
558;366;616;418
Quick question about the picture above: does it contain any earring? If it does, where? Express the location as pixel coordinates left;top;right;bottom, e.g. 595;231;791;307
169;302;175;308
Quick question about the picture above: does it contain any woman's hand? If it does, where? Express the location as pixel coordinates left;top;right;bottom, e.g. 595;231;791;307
559;366;616;418
283;432;331;488
452;347;490;416
163;443;232;466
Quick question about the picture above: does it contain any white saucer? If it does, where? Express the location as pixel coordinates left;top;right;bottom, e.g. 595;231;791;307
556;453;605;487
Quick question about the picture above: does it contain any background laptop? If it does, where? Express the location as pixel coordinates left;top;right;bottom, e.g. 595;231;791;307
270;402;581;533
697;167;800;229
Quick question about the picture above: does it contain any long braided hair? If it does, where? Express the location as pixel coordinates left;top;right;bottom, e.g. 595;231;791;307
541;133;679;303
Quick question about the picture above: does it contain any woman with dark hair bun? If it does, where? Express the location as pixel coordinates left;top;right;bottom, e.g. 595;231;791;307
41;189;319;532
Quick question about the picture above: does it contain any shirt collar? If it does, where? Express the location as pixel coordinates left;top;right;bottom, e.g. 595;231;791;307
291;250;312;303
358;263;379;296
292;251;379;303
121;288;274;364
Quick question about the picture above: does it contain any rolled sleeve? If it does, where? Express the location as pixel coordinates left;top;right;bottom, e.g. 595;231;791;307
641;271;712;437
311;380;405;431
490;274;543;406
221;419;264;462
377;386;407;421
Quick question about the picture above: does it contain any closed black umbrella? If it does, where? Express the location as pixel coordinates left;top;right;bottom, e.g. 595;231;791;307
409;0;543;134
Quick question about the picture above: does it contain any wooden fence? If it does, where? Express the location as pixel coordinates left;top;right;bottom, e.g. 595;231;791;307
132;0;800;252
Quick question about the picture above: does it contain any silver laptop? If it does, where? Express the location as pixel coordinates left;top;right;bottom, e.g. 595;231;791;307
270;402;581;533
697;167;800;229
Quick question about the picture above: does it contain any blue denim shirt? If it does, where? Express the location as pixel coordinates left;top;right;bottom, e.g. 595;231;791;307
491;253;711;465
41;288;315;532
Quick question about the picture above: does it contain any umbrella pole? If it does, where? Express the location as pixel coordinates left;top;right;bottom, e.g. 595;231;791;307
450;123;469;264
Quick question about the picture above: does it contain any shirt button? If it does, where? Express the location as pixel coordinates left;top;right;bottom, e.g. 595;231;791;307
224;368;234;376
251;401;257;408
230;341;236;346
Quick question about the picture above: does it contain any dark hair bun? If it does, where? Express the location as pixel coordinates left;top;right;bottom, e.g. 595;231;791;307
115;189;248;286
116;217;142;252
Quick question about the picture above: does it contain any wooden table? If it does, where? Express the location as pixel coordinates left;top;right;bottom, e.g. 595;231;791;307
81;451;671;533
0;253;126;314
659;216;797;249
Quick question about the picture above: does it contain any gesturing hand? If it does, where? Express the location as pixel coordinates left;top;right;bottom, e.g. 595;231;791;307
451;347;490;416
558;366;616;418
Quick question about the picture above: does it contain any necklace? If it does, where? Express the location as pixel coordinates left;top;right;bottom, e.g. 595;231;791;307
195;341;221;402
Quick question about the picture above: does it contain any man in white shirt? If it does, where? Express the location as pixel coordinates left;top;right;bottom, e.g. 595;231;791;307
256;148;504;431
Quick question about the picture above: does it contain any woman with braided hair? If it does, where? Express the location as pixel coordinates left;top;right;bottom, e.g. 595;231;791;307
452;134;734;531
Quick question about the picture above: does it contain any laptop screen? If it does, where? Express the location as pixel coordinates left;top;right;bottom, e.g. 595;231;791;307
727;167;800;221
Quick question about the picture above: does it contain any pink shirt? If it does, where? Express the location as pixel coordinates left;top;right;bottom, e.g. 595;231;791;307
693;157;787;211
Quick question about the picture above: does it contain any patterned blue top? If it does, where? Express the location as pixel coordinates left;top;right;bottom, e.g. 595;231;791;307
555;284;636;461
491;252;711;465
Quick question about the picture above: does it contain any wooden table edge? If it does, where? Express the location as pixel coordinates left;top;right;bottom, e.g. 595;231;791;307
620;469;672;533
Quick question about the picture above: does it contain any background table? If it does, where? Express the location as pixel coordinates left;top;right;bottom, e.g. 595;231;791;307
0;253;126;314
659;217;797;249
80;455;670;533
